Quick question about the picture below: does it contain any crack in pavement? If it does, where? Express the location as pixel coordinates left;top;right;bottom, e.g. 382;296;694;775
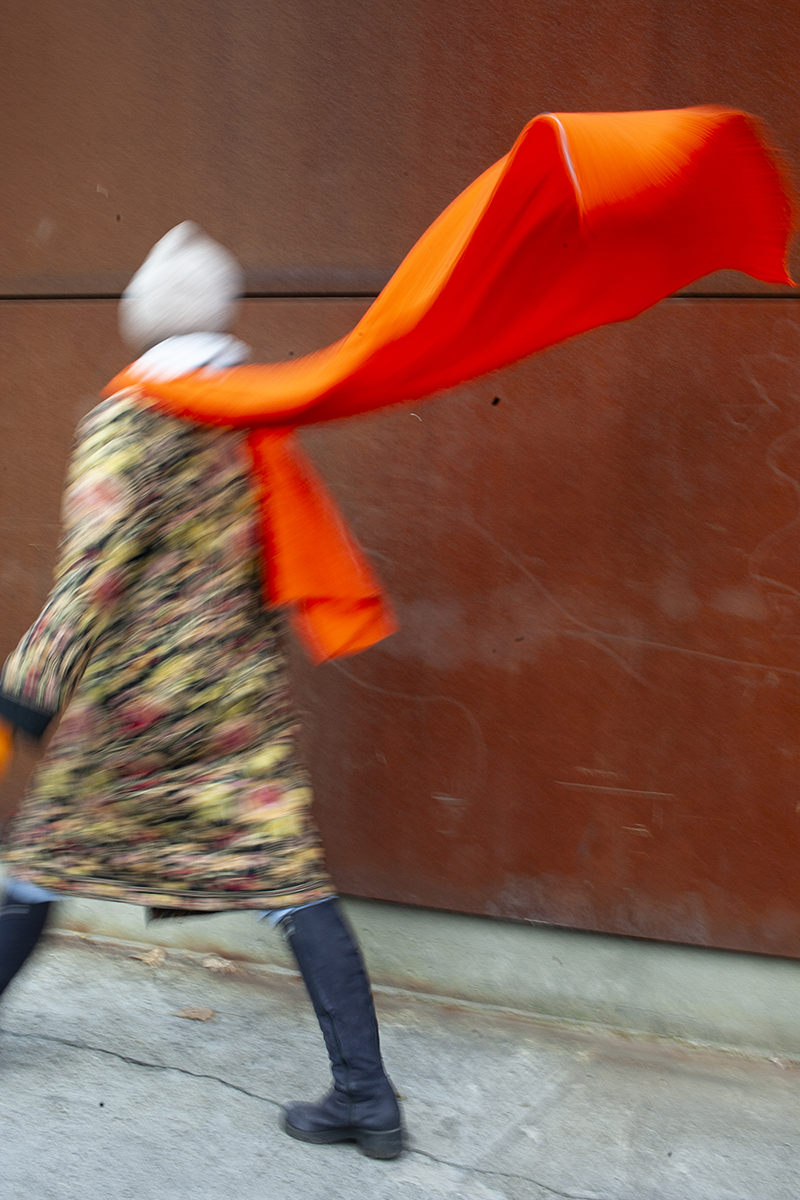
1;1026;617;1200
410;1145;617;1200
1;1026;283;1108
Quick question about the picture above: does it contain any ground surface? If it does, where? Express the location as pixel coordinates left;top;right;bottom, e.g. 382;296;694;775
1;935;799;1200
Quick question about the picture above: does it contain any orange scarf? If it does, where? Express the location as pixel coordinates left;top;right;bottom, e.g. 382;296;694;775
105;107;794;663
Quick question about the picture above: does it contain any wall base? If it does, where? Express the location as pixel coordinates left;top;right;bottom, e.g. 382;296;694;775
38;892;800;1058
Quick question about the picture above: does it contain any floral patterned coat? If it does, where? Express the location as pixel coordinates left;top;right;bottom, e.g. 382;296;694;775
0;389;333;912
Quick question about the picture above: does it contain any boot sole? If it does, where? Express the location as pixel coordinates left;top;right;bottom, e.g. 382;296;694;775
283;1115;404;1159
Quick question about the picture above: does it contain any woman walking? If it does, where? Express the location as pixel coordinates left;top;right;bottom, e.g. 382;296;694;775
0;223;403;1159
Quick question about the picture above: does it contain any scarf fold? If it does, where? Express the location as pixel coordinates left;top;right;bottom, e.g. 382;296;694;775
105;106;795;662
246;428;397;659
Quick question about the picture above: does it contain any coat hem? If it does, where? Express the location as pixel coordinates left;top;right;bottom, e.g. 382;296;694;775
3;868;335;912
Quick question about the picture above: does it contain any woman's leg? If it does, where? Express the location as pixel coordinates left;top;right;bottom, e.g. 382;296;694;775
279;897;404;1159
0;891;52;999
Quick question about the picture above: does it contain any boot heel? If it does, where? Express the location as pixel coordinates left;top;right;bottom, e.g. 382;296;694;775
355;1124;404;1160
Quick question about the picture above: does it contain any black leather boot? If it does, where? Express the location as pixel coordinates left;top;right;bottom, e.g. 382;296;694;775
0;893;52;999
280;898;404;1159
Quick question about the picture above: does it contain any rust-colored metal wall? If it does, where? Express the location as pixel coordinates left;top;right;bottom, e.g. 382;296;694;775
3;0;799;294
3;1;800;955
296;301;800;955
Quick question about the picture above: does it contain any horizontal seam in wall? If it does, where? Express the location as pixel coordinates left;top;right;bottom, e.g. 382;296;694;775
1;291;798;304
670;292;800;300
0;292;382;303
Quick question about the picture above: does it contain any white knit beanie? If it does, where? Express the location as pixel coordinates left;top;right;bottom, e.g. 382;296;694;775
119;222;244;352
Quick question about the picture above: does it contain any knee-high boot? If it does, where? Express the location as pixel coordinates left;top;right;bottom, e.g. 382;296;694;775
0;894;52;999
280;898;404;1159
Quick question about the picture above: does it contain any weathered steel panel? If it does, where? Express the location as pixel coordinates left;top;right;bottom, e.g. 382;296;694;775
3;0;799;296
286;298;800;957
3;244;800;951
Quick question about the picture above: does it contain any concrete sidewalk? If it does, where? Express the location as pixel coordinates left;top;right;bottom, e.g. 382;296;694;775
1;933;799;1200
